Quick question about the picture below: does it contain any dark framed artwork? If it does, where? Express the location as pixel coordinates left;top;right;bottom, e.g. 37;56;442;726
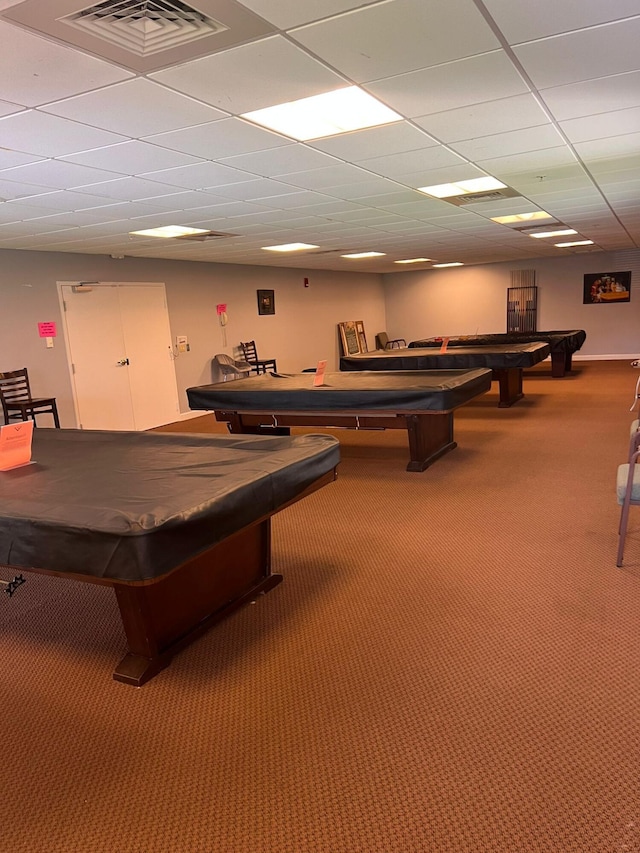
257;289;275;315
583;271;631;304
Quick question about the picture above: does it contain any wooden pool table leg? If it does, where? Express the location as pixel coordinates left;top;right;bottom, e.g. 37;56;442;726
492;368;523;407
405;412;456;472
112;519;281;686
549;351;571;378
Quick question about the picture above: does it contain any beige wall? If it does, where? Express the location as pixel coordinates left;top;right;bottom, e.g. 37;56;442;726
0;249;385;427
4;246;640;429
382;249;640;357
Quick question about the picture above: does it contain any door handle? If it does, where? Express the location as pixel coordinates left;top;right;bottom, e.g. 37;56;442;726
117;358;130;366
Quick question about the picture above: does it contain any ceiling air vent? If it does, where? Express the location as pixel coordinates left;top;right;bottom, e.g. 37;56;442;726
444;187;520;207
62;0;228;56
175;230;238;241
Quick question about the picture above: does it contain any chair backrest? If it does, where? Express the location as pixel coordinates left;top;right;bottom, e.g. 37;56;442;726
0;368;31;404
375;332;389;350
240;340;258;364
214;354;237;368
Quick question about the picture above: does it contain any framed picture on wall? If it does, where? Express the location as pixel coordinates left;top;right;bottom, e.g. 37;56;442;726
338;320;368;356
257;289;275;315
583;271;631;304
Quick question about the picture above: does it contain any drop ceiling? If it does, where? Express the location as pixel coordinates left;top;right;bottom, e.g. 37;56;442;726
0;0;639;273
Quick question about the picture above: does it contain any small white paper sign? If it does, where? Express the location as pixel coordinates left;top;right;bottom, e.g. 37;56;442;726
0;420;34;470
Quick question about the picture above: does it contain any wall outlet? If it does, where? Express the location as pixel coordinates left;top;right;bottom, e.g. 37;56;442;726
176;335;188;353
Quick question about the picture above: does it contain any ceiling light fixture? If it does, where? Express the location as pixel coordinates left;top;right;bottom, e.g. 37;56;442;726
554;240;594;247
261;242;319;252
433;262;463;268
394;258;433;264
129;225;210;238
241;86;402;141
528;229;577;239
491;212;553;224
418;176;507;199
341;252;386;259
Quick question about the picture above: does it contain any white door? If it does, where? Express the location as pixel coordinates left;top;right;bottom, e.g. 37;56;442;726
60;282;179;430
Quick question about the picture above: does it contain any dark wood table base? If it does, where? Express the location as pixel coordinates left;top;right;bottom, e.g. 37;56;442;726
219;410;457;472
6;471;335;686
492;368;524;407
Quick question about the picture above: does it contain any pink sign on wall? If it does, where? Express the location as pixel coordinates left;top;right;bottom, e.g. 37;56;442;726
38;322;57;338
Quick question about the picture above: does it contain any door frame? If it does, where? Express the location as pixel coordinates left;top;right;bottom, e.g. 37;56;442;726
57;281;177;429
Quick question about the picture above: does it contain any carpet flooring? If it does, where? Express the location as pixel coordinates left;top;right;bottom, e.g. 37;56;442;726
2;360;640;853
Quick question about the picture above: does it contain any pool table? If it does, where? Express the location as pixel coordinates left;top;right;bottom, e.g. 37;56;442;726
0;428;339;686
408;330;586;377
187;369;492;473
339;343;550;407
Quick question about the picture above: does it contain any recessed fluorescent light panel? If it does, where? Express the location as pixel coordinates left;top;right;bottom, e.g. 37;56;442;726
529;229;577;239
433;262;463;268
555;240;594;247
341;252;386;259
241;87;402;141
418;177;507;199
394;258;433;264
262;242;319;252
129;225;210;238
491;212;553;224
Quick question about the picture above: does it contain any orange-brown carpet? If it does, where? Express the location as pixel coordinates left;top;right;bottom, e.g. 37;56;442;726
2;360;640;853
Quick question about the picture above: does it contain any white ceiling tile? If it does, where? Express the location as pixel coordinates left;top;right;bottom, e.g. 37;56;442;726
0;20;132;107
449;124;565;160
251;191;335;209
308;123;436;160
477;147;579;177
150;36;345;114
6;189;138;212
361;146;467;179
72;176;192;201
219;145;338;177
514;18;640;89
561;107;640;143
0;160;125;190
0;178;53;200
212;178;299;200
0;150;43;169
273;164;374;190
574;132;640;162
482;0;640;43
414;94;550;143
366;52;529;118
60;141;204;174
236;0;376;30
145;118;289;159
317;179;409;200
0;99;24;118
0;111;128;157
541;71;640;122
291;0;500;82
41;79;228;137
139;162;257;190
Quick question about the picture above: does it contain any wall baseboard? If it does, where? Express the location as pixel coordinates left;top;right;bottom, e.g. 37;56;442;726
573;354;639;362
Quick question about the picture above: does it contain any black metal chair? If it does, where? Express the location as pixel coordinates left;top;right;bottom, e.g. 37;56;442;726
0;367;60;427
239;340;277;374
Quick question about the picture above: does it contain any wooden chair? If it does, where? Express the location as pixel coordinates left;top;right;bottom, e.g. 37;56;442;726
616;425;640;566
212;354;252;382
0;368;60;428
239;340;277;374
375;331;406;350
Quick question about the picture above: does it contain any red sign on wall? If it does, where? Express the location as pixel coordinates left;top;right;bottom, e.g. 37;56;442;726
38;322;57;337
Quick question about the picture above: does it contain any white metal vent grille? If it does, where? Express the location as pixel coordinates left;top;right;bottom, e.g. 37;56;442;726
445;188;520;207
61;0;227;56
